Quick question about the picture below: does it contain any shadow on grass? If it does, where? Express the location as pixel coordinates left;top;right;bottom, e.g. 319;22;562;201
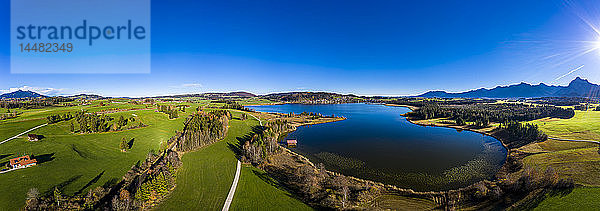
251;169;302;200
252;169;286;190
102;177;120;188
0;154;14;167
547;186;574;197
43;174;83;196
127;138;135;150
512;186;575;210
251;125;268;134
33;153;55;164
0;153;12;160
227;134;253;160
75;170;105;195
227;125;270;161
71;144;92;159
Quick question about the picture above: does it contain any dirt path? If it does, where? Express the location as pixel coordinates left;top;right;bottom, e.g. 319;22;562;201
222;160;241;211
549;137;600;144
0;123;48;145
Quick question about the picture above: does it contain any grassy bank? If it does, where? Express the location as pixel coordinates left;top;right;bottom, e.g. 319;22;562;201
521;110;600;208
230;166;312;210
530;110;600;141
533;187;600;210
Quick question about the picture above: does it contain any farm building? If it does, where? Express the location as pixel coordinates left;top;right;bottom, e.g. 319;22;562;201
9;155;37;169
286;139;297;147
27;134;39;141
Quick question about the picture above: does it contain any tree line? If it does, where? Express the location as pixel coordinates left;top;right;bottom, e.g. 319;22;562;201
46;113;73;124
65;111;145;134
157;105;179;119
175;110;230;151
241;119;295;164
497;121;548;148
0;97;73;109
0;111;18;120
406;102;574;124
220;101;252;111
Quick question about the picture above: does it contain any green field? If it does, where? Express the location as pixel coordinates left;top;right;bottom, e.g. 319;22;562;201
1;102;313;210
533;187;600;210
523;147;600;186
237;97;277;105
530;110;600;141
0;103;187;210
363;194;436;210
231;166;312;210
524;110;600;209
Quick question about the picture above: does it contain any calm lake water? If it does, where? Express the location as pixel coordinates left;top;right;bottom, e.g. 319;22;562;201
246;103;507;191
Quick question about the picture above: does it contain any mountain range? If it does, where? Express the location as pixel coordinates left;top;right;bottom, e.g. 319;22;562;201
418;77;600;99
2;77;599;99
0;90;257;99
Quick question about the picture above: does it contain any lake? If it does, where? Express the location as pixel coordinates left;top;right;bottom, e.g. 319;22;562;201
246;103;507;191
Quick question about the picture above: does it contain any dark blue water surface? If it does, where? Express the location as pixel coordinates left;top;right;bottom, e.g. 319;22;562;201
247;103;507;191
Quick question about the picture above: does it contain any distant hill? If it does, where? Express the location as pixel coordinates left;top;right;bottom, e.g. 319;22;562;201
418;77;600;99
263;92;359;102
67;94;105;100
221;91;257;98
156;91;257;99
0;90;46;99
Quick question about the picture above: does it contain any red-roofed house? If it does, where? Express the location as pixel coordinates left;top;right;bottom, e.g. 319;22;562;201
9;155;37;169
286;139;297;147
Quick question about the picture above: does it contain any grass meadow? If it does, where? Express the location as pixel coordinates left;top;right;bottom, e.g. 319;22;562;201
231;166;312;210
155;110;312;210
522;110;600;208
0;102;187;210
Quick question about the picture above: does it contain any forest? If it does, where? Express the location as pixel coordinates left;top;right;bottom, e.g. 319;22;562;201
220;100;252;111
157;105;179;119
175;110;230;151
0;97;73;109
241;119;295;164
497;121;548;148
405;102;575;125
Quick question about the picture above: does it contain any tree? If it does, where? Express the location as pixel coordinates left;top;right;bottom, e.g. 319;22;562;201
26;188;39;201
332;175;349;208
117;116;127;128
455;117;465;126
53;187;62;207
120;138;128;152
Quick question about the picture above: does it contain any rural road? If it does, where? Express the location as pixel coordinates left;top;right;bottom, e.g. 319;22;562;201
0;123;48;145
221;112;262;211
222;160;241;211
246;112;263;126
549;137;600;144
0;168;18;174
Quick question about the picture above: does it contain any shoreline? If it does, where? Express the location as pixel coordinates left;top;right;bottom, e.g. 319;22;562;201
385;103;513;182
253;103;511;196
384;103;511;151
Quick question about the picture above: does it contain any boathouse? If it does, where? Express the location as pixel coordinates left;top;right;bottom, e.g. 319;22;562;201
286;139;297;147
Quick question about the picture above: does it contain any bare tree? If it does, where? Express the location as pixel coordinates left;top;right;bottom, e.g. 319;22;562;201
26;188;39;201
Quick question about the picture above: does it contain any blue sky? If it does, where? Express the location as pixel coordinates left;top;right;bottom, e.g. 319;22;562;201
1;0;600;97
